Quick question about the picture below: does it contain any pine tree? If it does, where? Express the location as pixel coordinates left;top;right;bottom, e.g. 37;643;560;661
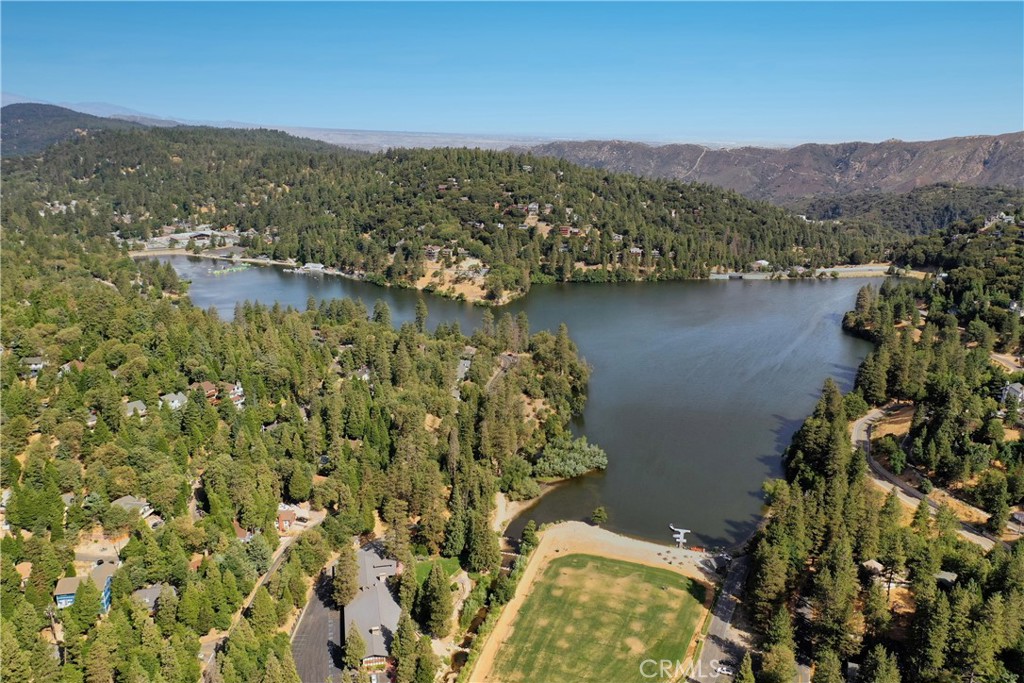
441;506;466;559
83;620;117;683
344;624;366;670
178;582;202;632
863;582;891;639
413;636;439;683
760;645;797;683
262;652;286;683
333;544;359;607
419;563;452;638
68;577;102;631
812;650;843;683
465;513;500;574
393;611;418;683
248;586;277;639
750;538;788;632
0;622;33;681
414;299;428;333
810;536;861;657
736;652;755;683
859;644;900;683
765;606;795;650
155;584;178;635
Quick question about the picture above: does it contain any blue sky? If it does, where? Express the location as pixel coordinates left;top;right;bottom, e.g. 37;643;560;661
2;2;1021;144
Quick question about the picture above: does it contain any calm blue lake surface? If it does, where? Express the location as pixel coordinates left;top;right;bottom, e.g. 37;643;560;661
156;256;876;547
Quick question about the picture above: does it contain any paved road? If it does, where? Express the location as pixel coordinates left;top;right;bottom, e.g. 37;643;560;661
292;564;345;683
852;408;1001;550
199;536;298;666
991;352;1023;373
692;555;751;682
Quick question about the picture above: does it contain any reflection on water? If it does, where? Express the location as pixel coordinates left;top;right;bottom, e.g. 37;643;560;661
157;256;877;546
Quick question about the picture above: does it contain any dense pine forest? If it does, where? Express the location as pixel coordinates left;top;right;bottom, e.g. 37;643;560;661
1;126;900;300
0;203;600;682
746;209;1024;683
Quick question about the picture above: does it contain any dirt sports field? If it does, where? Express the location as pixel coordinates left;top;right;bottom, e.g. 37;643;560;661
471;523;710;683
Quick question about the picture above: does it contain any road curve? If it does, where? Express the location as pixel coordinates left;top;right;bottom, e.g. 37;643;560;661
851;408;1000;551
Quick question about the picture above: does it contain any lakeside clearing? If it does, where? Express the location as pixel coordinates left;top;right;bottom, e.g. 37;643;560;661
470;521;713;683
135;247;912;307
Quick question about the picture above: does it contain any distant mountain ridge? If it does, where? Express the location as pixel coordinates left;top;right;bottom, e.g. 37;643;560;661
5;101;1022;207
1;103;147;156
527;134;1024;204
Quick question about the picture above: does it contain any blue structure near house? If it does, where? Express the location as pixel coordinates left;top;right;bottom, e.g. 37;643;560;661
53;562;117;612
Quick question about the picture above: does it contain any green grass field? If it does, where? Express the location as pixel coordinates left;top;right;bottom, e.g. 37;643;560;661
414;555;461;586
489;553;706;683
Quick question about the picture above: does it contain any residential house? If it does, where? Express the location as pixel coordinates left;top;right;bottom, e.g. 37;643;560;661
159;392;188;411
21;356;46;377
302;262;325;272
111;495;153;519
233;520;253;543
123;400;147;418
85;411;98;429
277;508;297;533
58;360;85;378
345;544;401;667
190;381;218;401
54;561;117;611
54;577;82;609
935;570;958;590
131;584;175;614
423;245;440;262
1002;382;1024;405
221;381;245;408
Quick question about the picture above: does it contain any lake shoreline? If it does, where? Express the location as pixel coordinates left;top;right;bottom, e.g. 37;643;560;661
135;247;908;308
157;254;879;547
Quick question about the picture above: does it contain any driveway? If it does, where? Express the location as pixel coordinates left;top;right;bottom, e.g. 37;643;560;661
291;564;345;683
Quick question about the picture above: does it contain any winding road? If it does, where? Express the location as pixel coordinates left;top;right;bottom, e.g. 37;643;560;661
852;408;1004;550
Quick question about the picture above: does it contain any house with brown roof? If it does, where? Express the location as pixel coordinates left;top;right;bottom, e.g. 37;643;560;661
277;508;297;533
190;381;219;400
233;519;253;543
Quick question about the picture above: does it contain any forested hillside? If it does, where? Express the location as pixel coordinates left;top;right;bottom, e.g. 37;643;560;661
0;206;601;681
0;103;146;157
1;125;899;302
794;184;1024;235
744;208;1024;683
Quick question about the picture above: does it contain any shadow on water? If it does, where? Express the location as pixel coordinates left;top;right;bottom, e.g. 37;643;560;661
771;414;806;454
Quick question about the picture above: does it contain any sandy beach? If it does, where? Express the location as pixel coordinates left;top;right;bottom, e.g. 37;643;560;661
470;520;716;682
491;486;563;535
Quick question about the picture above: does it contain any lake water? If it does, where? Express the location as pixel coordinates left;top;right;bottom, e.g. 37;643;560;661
156;256;876;548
